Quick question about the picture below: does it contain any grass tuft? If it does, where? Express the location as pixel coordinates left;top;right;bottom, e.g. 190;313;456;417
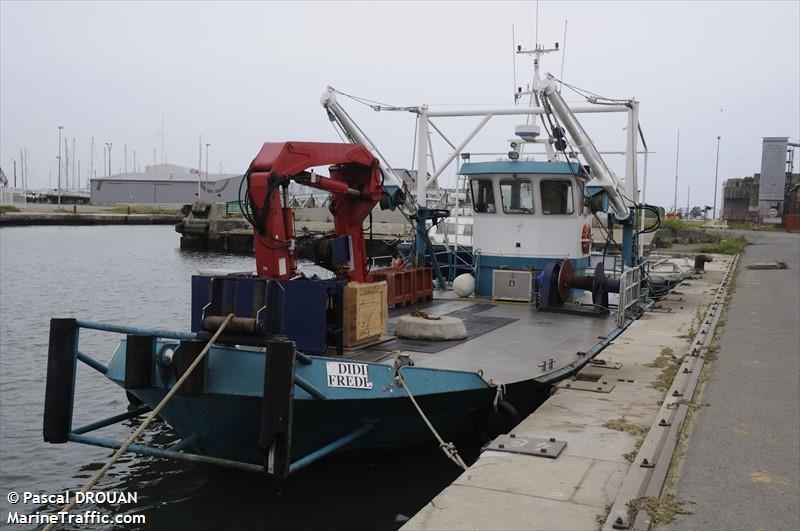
623;438;644;463
697;234;747;255
659;218;691;231
595;503;614;525
628;495;693;526
645;347;675;368
603;418;649;437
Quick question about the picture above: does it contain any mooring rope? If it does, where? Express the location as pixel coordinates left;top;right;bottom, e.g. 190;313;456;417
489;380;506;412
395;369;468;471
42;313;235;531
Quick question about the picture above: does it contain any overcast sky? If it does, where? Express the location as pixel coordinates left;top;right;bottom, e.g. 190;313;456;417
1;1;798;209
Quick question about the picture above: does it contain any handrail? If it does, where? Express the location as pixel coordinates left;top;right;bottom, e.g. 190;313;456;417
76;319;198;340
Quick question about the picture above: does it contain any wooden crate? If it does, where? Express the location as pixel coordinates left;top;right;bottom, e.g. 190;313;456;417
343;281;388;347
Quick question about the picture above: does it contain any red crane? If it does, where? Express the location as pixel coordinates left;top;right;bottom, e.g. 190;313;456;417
244;141;382;282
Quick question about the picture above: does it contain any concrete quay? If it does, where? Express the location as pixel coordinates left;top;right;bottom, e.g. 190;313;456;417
0;211;182;226
404;255;735;531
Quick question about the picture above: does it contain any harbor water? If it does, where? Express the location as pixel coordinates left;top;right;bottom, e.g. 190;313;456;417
0;225;482;530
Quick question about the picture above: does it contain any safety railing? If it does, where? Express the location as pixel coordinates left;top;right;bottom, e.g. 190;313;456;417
616;265;642;326
43;318;375;477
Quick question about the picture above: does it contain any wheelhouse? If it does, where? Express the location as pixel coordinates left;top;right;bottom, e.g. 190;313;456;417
460;160;592;297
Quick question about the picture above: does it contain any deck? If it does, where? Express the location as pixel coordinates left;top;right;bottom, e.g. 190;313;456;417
349;296;619;386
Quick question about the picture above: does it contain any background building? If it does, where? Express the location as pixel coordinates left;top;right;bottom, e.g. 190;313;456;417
722;175;760;221
90;164;242;205
758;137;793;220
722;137;800;223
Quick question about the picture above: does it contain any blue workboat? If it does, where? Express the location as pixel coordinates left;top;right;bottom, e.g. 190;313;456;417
44;58;658;477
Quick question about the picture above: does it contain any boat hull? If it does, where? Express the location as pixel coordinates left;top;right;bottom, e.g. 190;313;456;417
123;387;492;464
105;339;494;467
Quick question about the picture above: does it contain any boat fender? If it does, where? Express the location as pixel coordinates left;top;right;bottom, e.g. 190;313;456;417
259;339;297;478
452;273;475;297
173;340;207;396
43;318;79;444
581;223;592;254
484;399;521;438
125;335;155;390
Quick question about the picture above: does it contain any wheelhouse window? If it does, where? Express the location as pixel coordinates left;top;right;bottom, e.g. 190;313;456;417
470;179;496;213
540;180;574;215
499;179;534;214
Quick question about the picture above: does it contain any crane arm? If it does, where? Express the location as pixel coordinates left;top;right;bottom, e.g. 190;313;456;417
539;75;631;220
244;141;382;282
320;87;418;216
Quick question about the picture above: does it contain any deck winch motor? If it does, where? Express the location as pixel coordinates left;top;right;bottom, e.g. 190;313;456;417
537;261;620;315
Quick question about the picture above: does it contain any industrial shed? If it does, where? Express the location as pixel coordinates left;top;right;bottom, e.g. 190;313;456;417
90;164;242;205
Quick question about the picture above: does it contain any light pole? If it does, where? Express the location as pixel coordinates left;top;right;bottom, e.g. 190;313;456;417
713;136;721;220
108;142;113;176
205;143;210;202
57;126;64;205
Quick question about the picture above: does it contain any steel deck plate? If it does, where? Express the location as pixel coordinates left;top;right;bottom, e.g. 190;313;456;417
484;434;567;458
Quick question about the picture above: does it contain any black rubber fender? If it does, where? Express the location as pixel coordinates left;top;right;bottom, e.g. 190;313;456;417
484;400;521;439
173;340;207;396
125;335;154;390
43;318;78;444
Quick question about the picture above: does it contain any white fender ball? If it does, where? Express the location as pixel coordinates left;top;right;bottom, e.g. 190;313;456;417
452;274;475;297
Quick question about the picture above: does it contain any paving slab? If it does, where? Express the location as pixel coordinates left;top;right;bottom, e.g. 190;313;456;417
402;484;603;531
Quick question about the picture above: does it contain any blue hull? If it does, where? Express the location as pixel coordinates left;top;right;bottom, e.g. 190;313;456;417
106;339;493;466
123;388;491;464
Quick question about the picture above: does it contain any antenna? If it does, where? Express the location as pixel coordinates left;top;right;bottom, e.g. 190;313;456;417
673;129;680;213
558;20;568;93
512;25;517;104
535;0;539;48
197;135;202;199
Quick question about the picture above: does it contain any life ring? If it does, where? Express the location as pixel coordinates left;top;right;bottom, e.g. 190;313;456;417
581;223;592;254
